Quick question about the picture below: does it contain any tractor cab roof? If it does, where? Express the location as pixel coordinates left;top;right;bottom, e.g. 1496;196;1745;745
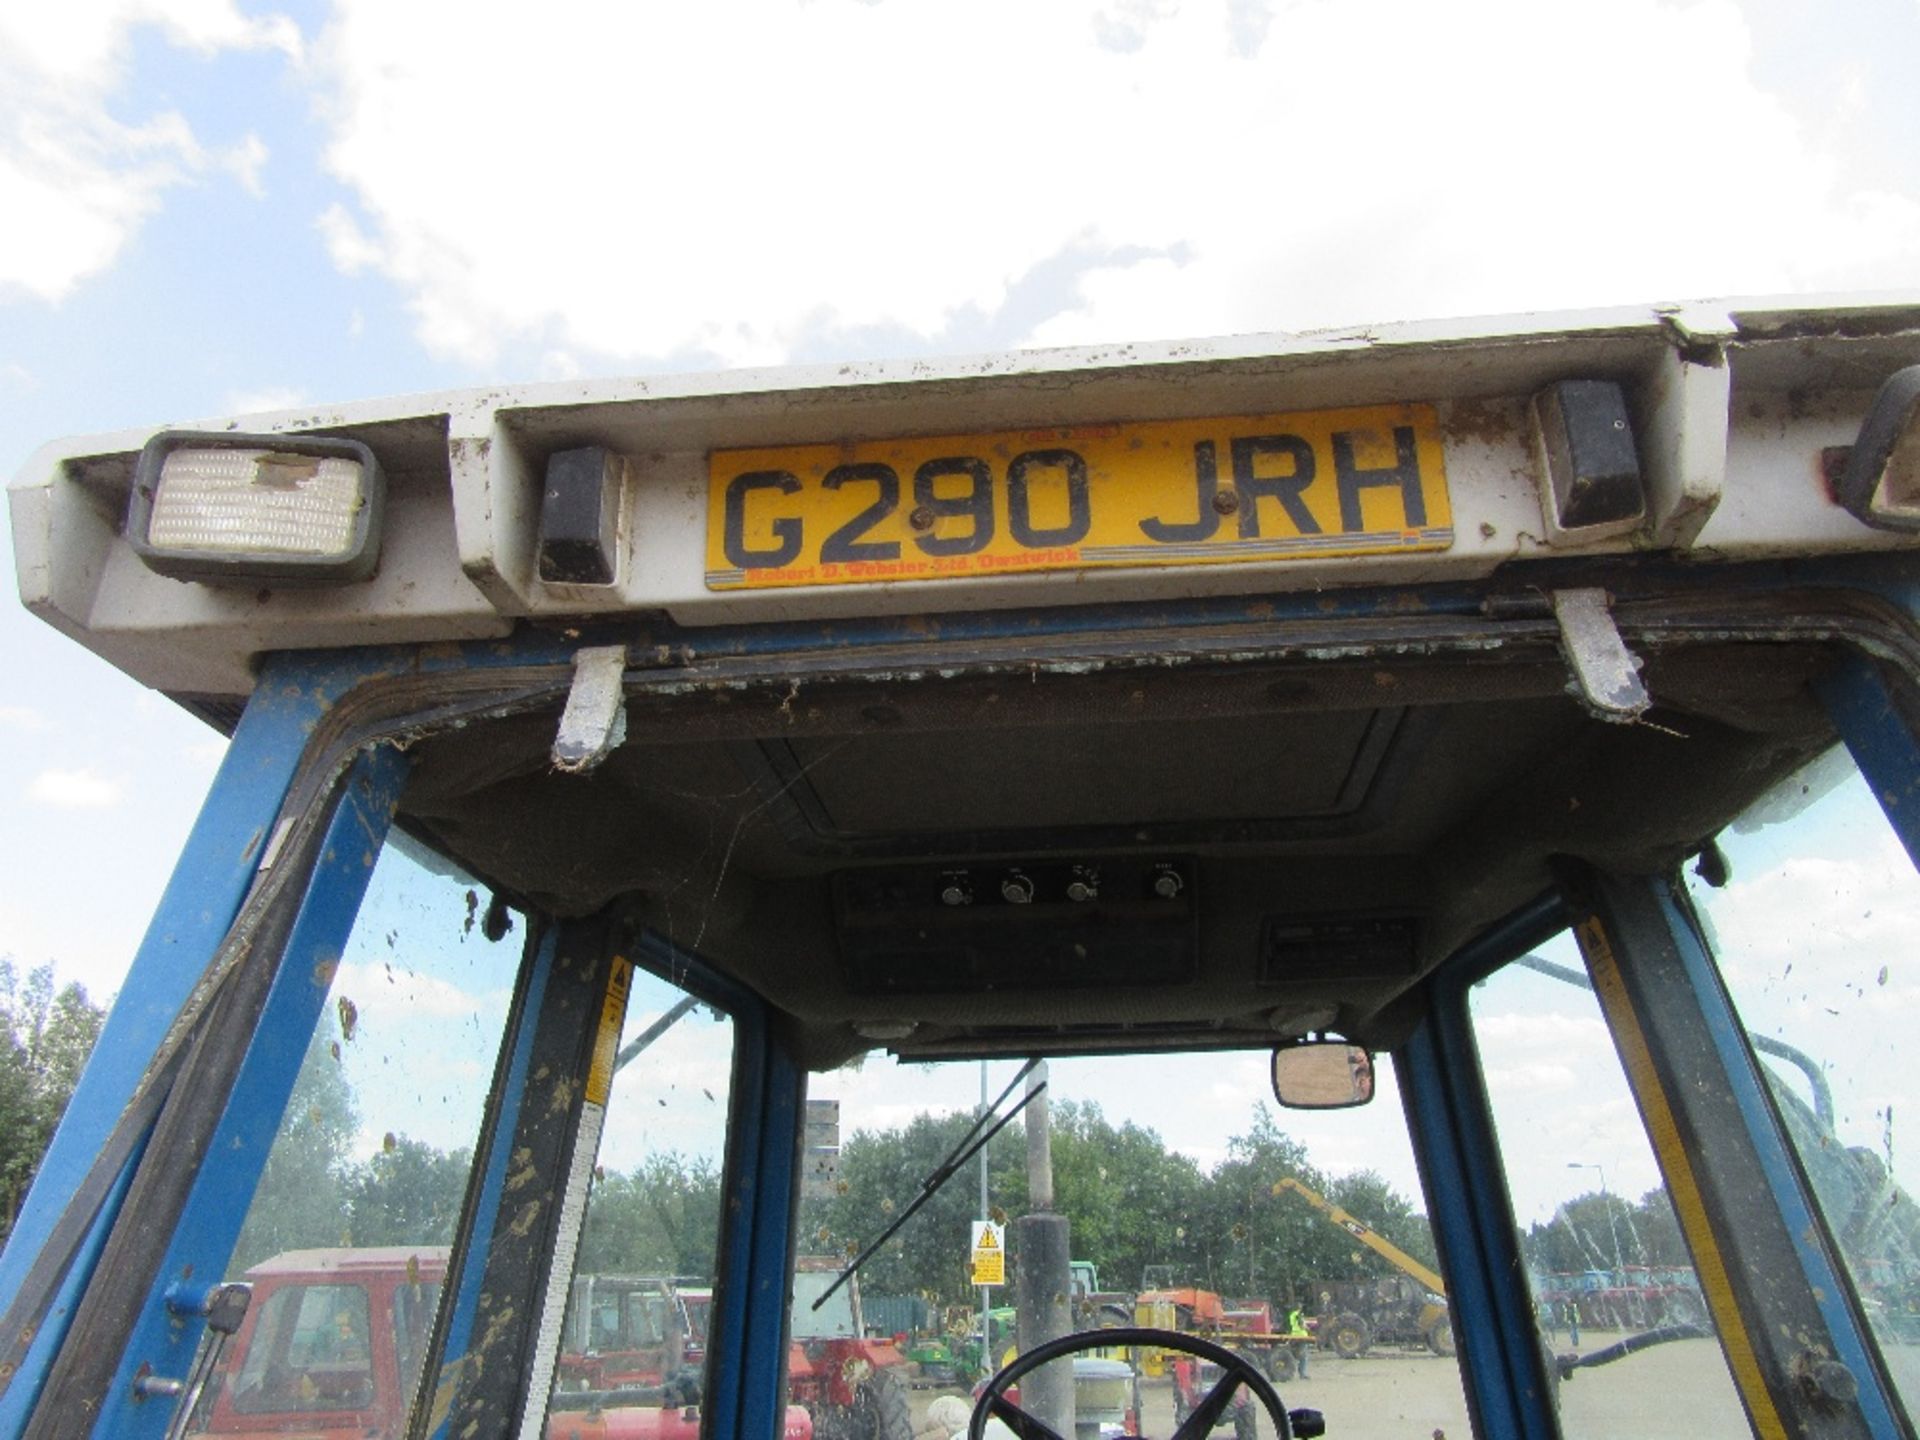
13;297;1920;1068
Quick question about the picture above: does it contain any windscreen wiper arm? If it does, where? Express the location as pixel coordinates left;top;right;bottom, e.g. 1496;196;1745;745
811;1057;1043;1310
613;995;698;1075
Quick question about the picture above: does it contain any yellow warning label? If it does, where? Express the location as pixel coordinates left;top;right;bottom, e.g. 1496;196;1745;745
971;1221;1005;1286
585;957;633;1106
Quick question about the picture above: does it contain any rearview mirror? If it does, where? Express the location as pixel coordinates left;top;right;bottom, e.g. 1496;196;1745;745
1270;1040;1374;1109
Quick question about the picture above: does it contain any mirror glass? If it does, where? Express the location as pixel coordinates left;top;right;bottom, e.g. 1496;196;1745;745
1271;1041;1374;1109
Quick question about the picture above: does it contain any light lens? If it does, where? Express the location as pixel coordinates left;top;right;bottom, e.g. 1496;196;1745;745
147;447;366;559
127;431;385;584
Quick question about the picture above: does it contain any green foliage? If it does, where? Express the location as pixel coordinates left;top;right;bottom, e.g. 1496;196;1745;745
1049;1101;1208;1293
230;1017;729;1283
577;1153;724;1277
799;1109;1030;1300
1521;1187;1689;1275
1328;1170;1440;1273
0;960;105;1242
348;1137;473;1247
223;1035;1446;1322
232;1029;360;1268
790;1096;1439;1314
1200;1105;1329;1299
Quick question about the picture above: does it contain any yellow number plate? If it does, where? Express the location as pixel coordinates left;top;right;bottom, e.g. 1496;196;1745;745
704;403;1451;591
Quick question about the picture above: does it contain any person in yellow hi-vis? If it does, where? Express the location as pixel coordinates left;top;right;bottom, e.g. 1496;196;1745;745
1285;1303;1311;1379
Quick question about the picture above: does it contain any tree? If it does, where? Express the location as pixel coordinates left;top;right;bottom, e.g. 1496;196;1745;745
1524;1189;1653;1275
1049;1101;1209;1293
231;1029;359;1269
1630;1187;1690;1266
1325;1170;1440;1275
775;1097;1447;1315
1202;1106;1336;1301
348;1137;472;1246
0;960;106;1241
800;1109;1029;1305
578;1153;726;1277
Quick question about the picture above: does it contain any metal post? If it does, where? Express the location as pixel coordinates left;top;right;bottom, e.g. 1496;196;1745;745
1025;1062;1053;1212
978;1062;990;1358
1014;1062;1072;1435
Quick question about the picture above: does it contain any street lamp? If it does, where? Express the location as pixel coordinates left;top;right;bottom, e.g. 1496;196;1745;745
1566;1162;1625;1273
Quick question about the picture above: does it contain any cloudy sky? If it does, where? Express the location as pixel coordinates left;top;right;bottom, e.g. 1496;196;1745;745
1;0;1917;1249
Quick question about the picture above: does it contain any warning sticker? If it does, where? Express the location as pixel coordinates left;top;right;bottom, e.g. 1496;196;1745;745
971;1221;1006;1286
585;957;634;1106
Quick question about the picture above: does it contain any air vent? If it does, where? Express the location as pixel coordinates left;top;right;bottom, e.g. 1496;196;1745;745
1259;914;1420;982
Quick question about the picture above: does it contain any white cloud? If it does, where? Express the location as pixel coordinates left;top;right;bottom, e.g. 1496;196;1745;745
316;202;380;275
0;3;300;302
0;3;299;80
307;0;1920;371
27;767;124;808
219;132;270;198
225;385;306;414
0;704;50;731
331;958;510;1021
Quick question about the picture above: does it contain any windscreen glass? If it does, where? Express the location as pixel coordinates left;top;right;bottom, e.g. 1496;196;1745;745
786;1053;1467;1440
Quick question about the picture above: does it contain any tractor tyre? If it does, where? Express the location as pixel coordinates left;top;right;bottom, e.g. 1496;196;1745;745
1329;1314;1371;1360
1427;1317;1456;1357
1266;1345;1297;1383
854;1367;913;1440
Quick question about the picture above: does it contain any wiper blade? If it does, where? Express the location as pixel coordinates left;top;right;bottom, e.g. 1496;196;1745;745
812;1058;1043;1310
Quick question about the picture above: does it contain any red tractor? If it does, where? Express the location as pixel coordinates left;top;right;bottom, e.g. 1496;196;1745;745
182;1248;809;1440
787;1259;914;1440
557;1274;700;1391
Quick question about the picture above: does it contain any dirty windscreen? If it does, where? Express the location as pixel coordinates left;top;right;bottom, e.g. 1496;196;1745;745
787;1052;1468;1440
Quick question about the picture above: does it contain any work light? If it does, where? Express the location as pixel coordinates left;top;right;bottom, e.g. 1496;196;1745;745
125;431;385;584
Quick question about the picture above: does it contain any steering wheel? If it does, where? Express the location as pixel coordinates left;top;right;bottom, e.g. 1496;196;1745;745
968;1326;1311;1440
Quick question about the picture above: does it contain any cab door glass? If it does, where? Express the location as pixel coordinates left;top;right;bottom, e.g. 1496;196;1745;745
1684;749;1920;1410
1469;938;1746;1440
194;834;522;1435
541;966;733;1412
